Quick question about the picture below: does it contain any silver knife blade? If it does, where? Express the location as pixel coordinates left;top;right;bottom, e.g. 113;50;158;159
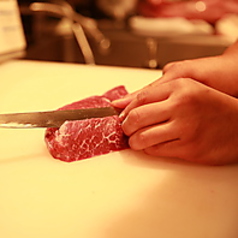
0;107;121;128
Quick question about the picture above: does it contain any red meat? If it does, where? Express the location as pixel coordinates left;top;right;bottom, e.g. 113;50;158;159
137;0;238;24
45;86;129;162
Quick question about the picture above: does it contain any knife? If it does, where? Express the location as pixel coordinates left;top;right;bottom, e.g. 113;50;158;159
0;107;121;128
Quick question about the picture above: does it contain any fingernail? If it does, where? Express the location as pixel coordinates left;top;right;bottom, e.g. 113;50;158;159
119;111;126;122
111;98;122;105
112;96;128;105
121;114;128;126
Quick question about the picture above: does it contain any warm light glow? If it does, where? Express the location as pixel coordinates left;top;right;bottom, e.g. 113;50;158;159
195;1;206;12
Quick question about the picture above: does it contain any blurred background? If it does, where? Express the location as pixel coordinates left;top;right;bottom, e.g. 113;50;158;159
18;0;238;69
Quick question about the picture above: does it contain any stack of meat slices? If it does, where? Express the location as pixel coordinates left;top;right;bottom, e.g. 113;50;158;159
45;86;129;162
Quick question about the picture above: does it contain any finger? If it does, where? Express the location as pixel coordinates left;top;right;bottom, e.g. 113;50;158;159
121;82;171;120
160;60;193;83
111;91;138;109
162;61;177;74
122;100;171;136
144;139;182;158
112;77;163;108
128;121;178;151
161;57;219;85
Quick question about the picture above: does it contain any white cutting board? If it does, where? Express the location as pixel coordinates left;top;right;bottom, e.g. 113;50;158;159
0;60;238;238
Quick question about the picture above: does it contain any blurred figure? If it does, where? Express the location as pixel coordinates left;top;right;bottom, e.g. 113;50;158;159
95;0;138;20
67;0;138;19
137;0;238;24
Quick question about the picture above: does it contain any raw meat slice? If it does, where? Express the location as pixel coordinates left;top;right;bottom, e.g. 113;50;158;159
103;86;130;101
45;86;129;162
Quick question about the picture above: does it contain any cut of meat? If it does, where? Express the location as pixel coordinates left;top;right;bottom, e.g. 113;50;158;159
45;86;129;162
103;86;130;101
45;116;127;162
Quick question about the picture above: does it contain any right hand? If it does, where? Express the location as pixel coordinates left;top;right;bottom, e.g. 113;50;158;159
120;78;238;165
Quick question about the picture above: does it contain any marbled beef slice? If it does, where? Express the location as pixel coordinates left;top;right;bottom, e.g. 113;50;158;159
45;86;129;162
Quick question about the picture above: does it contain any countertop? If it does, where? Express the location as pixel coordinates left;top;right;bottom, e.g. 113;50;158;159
0;60;238;238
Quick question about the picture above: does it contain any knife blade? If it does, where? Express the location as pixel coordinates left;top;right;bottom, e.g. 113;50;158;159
0;107;121;128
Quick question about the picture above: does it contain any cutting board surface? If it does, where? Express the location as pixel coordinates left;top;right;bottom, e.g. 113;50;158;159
1;61;238;238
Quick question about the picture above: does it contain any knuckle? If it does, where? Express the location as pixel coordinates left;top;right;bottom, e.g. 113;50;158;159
136;90;149;105
173;77;189;88
167;61;184;72
168;62;181;71
128;108;141;124
171;79;200;107
164;60;192;76
174;60;192;69
163;62;175;72
181;91;199;109
122;108;141;136
129;131;147;150
167;77;186;93
137;132;147;146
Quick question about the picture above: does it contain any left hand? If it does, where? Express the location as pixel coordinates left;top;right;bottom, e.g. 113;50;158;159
118;78;238;165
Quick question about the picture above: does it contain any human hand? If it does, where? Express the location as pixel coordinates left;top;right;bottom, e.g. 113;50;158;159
160;40;238;97
112;41;238;110
161;56;238;97
117;78;238;165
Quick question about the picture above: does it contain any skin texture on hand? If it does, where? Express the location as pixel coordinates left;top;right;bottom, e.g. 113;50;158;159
119;78;238;165
112;41;238;165
162;40;238;97
113;41;238;110
161;57;238;97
